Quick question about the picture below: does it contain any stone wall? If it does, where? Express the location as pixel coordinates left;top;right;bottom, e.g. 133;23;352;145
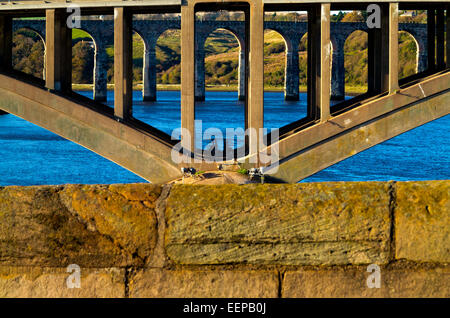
0;181;448;297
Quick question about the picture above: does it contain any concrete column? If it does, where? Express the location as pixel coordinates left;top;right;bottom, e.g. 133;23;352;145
331;43;345;100
247;1;264;159
181;3;196;152
45;9;72;92
143;43;157;101
195;38;206;102
369;3;399;95
0;16;12;73
308;4;331;121
238;48;246;101
384;3;399;94
93;46;108;101
114;7;133;120
284;39;300;101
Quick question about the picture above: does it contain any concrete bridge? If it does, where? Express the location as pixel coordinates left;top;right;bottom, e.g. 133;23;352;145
12;19;427;101
0;0;449;184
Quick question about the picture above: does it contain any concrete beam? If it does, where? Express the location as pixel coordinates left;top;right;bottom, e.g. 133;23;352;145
181;3;196;153
0;73;181;183
380;3;399;94
45;9;72;92
114;7;133;120
246;71;450;177
308;3;331;121
266;88;450;183
248;0;264;159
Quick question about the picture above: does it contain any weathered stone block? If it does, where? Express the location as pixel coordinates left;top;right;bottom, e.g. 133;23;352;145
395;181;450;263
0;184;160;267
0;266;125;298
165;183;391;265
129;268;278;298
282;266;449;298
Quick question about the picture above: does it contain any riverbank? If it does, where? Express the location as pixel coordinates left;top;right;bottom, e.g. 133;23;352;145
71;83;367;96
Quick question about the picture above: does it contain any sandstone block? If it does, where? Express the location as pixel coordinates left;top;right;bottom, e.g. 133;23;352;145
0;184;160;267
129;268;278;298
282;266;449;298
395;181;450;263
0;266;125;298
165;183;391;265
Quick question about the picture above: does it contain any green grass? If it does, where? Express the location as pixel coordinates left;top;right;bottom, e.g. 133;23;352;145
72;29;92;41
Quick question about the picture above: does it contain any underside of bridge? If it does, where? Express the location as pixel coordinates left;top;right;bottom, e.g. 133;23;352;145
0;1;449;184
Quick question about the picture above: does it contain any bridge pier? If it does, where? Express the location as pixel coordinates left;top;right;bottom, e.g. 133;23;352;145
45;9;72;92
238;49;246;101
195;43;206;102
331;47;345;100
114;7;133;120
143;45;157;101
308;3;331;121
93;47;108;102
285;41;300;101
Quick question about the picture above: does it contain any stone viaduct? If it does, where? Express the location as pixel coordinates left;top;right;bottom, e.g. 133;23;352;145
12;19;427;101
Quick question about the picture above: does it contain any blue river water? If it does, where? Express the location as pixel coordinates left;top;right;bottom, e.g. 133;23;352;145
0;90;448;185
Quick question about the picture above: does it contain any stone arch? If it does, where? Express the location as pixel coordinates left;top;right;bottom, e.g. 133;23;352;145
264;29;297;100
196;26;244;101
12;27;46;79
398;29;422;74
71;28;97;87
343;29;369;93
137;27;181;101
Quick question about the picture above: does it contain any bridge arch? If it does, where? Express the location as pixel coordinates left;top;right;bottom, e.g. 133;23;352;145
398;30;421;76
71;28;97;89
196;27;244;101
12;27;46;79
343;29;369;95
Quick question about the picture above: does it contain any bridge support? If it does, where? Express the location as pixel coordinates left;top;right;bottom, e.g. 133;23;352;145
285;40;300;101
181;3;196;152
195;43;206;102
45;9;72;92
308;3;331;121
93;48;109;102
368;3;399;95
247;1;264;156
331;44;345;100
114;7;133;120
238;49;246;101
436;8;445;70
143;43;157;102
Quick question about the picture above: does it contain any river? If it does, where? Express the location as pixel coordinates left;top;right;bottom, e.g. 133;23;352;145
0;90;448;185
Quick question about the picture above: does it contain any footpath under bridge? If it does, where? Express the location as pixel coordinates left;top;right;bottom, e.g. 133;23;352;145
0;0;449;183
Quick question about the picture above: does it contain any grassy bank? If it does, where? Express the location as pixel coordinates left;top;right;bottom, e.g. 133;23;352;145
72;83;367;96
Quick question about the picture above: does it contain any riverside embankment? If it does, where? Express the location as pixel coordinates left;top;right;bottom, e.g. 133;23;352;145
0;181;448;297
